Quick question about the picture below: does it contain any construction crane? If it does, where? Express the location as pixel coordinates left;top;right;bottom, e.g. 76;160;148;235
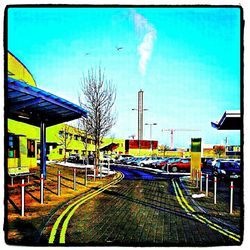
161;128;200;149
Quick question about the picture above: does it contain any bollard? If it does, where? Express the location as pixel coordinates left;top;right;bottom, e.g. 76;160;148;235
108;161;110;176
205;174;209;197
84;166;88;186
73;168;76;191
100;164;102;179
230;181;234;214
57;170;61;196
214;176;217;204
192;169;195;184
21;179;25;216
200;171;203;192
196;170;199;188
40;173;44;204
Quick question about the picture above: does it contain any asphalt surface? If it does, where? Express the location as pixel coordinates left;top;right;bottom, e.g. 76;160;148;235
40;165;242;246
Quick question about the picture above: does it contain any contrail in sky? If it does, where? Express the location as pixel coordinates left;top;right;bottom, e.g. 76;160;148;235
130;10;157;77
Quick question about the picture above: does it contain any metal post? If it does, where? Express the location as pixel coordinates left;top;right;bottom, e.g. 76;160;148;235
73;168;76;191
40;173;44;204
205;174;209;197
167;164;169;173
84;166;87;186
196;170;199;188
11;177;14;186
230;181;234;214
214;176;217;204
40;121;47;179
58;170;61;196
94;168;96;182
21;179;25;216
200;171;203;192
108;161;110;176
100;164;102;179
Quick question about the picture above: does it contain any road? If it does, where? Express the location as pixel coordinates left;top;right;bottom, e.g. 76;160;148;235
41;165;241;246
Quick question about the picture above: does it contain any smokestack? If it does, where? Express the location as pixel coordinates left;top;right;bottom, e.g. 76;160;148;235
138;89;144;141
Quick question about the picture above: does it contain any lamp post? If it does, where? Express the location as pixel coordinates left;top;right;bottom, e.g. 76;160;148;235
145;123;157;154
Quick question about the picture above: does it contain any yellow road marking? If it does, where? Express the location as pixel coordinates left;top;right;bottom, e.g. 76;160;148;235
172;179;241;243
48;171;124;244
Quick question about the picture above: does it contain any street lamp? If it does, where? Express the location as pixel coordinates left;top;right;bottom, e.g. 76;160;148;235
145;122;157;153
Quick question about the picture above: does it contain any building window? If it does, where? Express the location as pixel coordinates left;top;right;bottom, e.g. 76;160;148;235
59;131;63;137
27;139;35;158
8;134;19;158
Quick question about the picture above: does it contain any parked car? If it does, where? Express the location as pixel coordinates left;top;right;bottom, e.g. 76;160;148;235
115;154;134;164
139;157;161;167
130;157;149;166
151;157;168;169
161;157;180;171
103;155;115;163
201;157;215;168
123;157;137;165
67;154;80;163
213;160;241;180
168;158;191;172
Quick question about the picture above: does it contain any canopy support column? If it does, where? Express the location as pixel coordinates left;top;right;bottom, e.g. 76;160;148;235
40;121;47;179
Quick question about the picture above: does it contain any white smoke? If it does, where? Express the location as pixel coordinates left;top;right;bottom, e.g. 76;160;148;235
131;10;156;76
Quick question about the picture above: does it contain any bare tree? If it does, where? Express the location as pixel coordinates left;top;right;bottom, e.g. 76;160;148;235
57;123;73;162
77;117;92;164
78;66;117;169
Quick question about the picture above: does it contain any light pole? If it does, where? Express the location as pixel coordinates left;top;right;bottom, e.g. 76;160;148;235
145;123;157;154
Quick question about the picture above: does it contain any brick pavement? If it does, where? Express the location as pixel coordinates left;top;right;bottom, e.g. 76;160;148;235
179;176;242;232
5;165;243;246
43;177;241;246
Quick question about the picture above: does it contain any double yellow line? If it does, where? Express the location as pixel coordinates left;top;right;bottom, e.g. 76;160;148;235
172;179;241;243
48;171;124;244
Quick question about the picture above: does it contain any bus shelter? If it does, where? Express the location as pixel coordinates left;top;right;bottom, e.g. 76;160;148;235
6;77;88;178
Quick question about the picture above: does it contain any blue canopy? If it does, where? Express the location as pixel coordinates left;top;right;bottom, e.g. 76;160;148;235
211;110;241;130
7;77;88;127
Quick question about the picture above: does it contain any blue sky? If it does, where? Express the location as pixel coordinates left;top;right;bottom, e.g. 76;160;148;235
7;7;241;147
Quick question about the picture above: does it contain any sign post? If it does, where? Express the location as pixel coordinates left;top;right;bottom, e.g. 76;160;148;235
190;138;202;182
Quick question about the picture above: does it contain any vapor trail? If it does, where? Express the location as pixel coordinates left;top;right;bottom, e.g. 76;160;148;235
130;10;157;76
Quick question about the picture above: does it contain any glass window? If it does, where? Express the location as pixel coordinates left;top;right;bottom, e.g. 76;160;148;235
8;134;19;158
27;139;35;158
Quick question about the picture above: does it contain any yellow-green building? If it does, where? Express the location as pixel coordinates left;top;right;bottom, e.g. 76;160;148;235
6;52;128;170
6;52;93;169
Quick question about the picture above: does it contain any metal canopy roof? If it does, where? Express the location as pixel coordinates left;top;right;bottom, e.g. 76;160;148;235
7;77;88;127
100;142;119;151
211;110;241;130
